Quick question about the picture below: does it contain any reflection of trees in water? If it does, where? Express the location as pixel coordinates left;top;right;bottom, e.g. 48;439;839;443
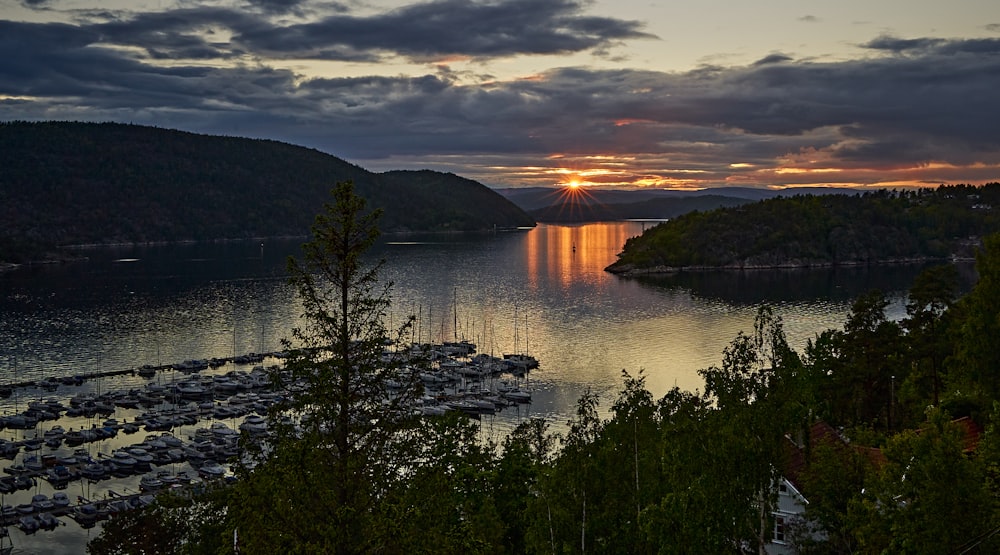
630;262;978;306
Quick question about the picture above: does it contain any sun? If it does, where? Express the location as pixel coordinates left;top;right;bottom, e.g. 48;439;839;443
567;180;582;189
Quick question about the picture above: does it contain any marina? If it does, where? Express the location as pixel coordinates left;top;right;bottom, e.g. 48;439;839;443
0;338;538;546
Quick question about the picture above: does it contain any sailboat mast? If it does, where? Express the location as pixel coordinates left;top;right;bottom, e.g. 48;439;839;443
513;304;518;355
525;313;529;356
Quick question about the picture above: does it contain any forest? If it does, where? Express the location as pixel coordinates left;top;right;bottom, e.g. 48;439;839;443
87;183;1000;554
607;184;1000;275
0;121;534;265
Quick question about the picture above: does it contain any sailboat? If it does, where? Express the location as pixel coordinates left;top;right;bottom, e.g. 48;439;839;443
502;306;538;374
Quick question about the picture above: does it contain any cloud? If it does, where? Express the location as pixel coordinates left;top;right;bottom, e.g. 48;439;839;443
236;0;656;61
45;0;653;63
753;53;793;66
0;1;997;189
245;0;324;16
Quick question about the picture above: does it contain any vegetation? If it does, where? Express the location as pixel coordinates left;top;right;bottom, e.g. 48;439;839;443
90;185;1000;554
0;121;534;264
607;185;1000;274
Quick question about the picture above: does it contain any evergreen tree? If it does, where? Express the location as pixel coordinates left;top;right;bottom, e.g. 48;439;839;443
229;181;424;554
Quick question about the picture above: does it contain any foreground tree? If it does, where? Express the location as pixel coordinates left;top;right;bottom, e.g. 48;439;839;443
949;233;1000;408
850;407;997;553
230;181;425;554
87;486;232;555
696;307;804;553
899;264;959;419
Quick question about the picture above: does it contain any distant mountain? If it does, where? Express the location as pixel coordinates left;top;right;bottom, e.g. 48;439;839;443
0;121;534;264
495;186;857;222
528;195;753;222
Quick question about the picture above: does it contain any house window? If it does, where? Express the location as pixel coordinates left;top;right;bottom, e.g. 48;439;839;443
779;482;788;494
773;516;786;543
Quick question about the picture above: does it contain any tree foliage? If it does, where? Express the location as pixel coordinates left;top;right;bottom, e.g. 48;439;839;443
608;185;1000;273
0;121;535;263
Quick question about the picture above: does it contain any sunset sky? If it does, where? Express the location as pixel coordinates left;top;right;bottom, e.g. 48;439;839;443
2;0;999;190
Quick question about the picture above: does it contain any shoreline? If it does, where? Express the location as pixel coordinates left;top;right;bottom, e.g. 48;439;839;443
1;226;536;272
605;255;974;276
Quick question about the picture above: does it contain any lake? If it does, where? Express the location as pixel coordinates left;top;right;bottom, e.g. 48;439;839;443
0;221;943;553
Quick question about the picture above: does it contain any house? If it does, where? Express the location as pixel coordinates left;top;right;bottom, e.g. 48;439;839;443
766;418;981;554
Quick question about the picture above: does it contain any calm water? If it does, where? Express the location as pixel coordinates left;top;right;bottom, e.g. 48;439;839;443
1;222;930;402
0;221;941;553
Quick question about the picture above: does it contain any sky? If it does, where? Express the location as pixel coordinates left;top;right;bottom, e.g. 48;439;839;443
1;0;999;190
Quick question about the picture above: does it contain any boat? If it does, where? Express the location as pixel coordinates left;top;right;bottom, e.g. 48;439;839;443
71;504;102;528
139;473;164;492
209;422;239;438
80;462;107;481
30;493;53;512
0;441;18;460
239;415;268;436
111;450;138;471
197;461;226;480
502;388;532;403
44;465;78;487
175;381;208;399
36;512;58;529
17;515;38;533
22;455;43;473
158;432;184;448
127;447;155;468
51;492;70;509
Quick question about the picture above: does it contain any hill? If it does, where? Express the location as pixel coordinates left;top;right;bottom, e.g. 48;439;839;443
528;194;753;222
0;121;534;264
606;186;1000;275
496;186;858;222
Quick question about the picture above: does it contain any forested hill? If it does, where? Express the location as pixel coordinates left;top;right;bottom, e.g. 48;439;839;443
606;185;1000;274
0;121;534;264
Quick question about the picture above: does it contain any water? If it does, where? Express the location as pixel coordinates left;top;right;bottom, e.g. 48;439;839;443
1;221;939;418
0;221;942;552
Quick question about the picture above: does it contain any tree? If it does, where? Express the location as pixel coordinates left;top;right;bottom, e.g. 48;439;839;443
495;418;555;554
826;291;904;430
87;487;233;555
697;306;804;554
900;264;959;412
949;233;1000;407
850;407;996;553
229;181;424;554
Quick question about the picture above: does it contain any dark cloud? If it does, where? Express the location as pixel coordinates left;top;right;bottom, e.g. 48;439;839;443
46;0;653;63
753;53;793;66
86;9;264;61
245;0;323;16
0;7;997;188
236;0;655;61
